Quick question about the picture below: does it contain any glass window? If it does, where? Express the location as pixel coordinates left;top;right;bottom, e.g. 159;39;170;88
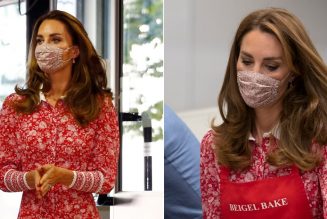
121;0;163;192
0;2;26;106
57;0;77;16
0;2;26;218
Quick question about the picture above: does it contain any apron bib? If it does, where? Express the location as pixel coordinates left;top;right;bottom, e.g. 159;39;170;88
220;165;312;219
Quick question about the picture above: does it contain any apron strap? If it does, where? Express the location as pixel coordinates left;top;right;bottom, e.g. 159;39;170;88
289;164;300;175
220;166;230;181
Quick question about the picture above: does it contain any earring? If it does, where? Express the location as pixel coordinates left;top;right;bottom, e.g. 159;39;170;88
73;58;75;64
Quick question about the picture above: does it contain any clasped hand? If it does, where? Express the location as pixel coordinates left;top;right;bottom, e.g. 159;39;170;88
27;164;73;199
34;164;63;199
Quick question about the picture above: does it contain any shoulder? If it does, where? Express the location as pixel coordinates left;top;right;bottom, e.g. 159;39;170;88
320;144;327;163
102;94;113;107
201;130;214;147
164;105;199;149
1;93;23;108
200;129;225;164
95;94;117;123
164;105;200;159
200;130;217;157
311;140;327;160
97;93;114;113
201;129;222;151
1;93;24;114
0;94;23;125
312;141;327;172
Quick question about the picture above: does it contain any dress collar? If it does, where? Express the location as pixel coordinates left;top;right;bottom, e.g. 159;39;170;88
39;92;46;102
248;123;281;141
39;85;66;104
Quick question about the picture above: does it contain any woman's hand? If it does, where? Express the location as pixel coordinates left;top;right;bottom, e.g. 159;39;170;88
25;169;42;199
38;164;74;197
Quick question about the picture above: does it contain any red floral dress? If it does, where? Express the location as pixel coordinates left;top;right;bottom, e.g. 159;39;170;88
0;93;120;219
200;130;327;219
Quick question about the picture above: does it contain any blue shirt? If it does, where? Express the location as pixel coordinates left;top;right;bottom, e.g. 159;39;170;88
164;105;203;219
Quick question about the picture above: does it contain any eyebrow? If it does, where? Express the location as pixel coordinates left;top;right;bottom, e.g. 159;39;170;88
240;51;282;61
36;33;63;38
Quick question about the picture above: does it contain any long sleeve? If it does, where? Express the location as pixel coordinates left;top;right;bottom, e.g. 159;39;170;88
200;131;221;219
69;97;120;193
0;95;30;192
318;145;327;219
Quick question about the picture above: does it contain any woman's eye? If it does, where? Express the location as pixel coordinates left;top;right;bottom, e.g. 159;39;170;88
36;39;43;45
52;38;61;43
266;65;279;71
242;60;252;66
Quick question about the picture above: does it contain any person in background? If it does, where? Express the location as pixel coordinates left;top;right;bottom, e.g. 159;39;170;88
0;10;119;218
164;104;202;219
200;8;327;219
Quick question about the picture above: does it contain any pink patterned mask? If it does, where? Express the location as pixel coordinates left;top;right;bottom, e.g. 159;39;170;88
237;71;285;108
35;44;73;74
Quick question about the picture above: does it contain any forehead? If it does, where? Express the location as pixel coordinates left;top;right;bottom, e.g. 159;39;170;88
37;19;72;40
240;29;284;58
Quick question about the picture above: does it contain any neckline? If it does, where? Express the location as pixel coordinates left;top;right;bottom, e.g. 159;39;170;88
249;123;281;142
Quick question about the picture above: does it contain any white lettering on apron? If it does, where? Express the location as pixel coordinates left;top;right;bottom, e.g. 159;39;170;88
229;198;288;212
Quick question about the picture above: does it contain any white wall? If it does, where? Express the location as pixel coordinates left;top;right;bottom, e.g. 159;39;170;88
165;0;327;113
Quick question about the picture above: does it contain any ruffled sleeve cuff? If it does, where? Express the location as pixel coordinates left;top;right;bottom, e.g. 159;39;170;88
69;171;104;193
4;169;31;192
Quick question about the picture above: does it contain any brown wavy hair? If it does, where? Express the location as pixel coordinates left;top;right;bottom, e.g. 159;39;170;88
13;10;112;126
213;8;327;171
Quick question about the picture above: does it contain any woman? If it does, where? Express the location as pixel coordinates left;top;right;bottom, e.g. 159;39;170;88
0;10;120;218
200;8;327;219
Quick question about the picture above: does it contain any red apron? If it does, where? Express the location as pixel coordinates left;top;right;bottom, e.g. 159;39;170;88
220;165;313;219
